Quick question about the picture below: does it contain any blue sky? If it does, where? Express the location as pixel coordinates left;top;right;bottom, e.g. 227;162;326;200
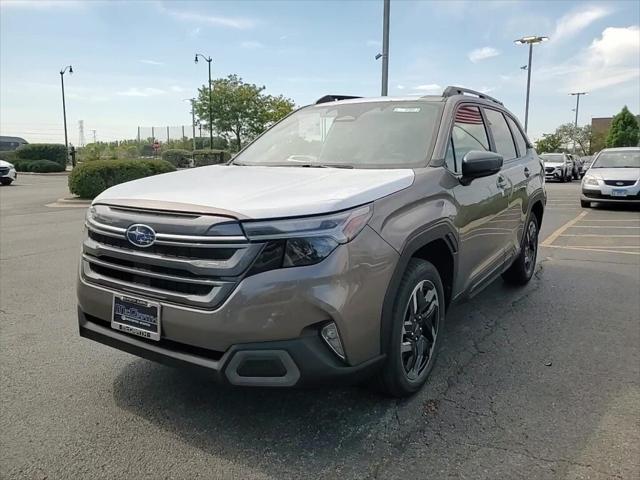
1;0;639;144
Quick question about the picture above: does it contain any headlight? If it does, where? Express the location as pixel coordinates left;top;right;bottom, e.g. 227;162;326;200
583;176;599;186
244;205;373;272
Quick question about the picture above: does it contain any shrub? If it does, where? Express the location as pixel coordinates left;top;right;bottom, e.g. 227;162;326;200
162;149;192;168
192;149;230;167
13;159;65;173
68;159;175;199
14;143;68;167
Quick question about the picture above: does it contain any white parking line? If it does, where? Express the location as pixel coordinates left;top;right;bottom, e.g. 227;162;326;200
567;225;640;229
540;211;588;246
541;245;640;256
559;234;640;238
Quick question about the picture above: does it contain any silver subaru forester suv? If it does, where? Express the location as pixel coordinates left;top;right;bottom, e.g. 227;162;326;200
78;87;546;397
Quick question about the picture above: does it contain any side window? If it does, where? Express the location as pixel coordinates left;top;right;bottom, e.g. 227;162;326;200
484;109;517;161
505;116;528;157
445;105;490;173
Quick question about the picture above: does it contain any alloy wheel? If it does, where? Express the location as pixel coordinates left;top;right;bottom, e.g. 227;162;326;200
523;219;538;276
401;280;439;381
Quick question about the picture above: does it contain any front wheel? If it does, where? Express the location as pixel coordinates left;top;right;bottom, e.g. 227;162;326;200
581;200;591;208
503;214;539;285
379;259;445;397
0;178;13;186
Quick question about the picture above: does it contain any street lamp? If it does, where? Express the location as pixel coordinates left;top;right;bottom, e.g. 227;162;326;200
375;0;390;96
194;53;213;149
60;65;73;165
514;35;548;132
569;92;588;153
183;98;197;151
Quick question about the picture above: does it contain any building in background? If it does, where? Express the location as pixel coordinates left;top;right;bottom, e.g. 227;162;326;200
0;136;28;151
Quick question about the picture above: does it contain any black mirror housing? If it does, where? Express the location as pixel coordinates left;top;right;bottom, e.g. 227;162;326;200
461;151;503;181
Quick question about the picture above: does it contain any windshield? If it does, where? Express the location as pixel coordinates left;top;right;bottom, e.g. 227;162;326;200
232;101;442;169
540;154;564;162
592;150;640;168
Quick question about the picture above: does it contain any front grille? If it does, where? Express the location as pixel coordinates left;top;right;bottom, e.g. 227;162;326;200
89;263;213;296
0;167;9;175
87;230;236;261
603;180;636;186
545;167;555;173
82;205;262;308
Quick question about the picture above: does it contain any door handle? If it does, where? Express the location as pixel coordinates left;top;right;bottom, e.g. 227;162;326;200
524;167;530;178
496;175;507;189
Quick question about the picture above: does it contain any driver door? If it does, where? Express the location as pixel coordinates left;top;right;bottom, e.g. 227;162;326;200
445;105;510;296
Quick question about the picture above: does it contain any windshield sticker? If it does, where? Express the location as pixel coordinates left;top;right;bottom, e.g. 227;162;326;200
393;107;421;113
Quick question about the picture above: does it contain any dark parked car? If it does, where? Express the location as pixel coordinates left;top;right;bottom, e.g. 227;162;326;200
77;87;546;397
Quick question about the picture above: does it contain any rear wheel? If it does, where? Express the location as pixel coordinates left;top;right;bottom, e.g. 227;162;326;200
379;259;445;397
503;214;538;285
580;200;591;208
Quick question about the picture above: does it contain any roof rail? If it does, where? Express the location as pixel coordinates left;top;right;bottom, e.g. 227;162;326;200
315;95;362;104
442;86;503;105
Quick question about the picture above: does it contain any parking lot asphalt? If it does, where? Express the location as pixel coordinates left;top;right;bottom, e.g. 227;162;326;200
1;175;638;480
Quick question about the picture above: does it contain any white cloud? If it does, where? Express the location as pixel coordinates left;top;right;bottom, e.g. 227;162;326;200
240;41;264;49
159;5;256;29
116;87;166;97
468;47;500;63
397;85;405;90
413;84;442;92
551;6;611;43
0;0;83;8
169;85;185;93
140;59;164;66
366;39;382;47
538;26;640;92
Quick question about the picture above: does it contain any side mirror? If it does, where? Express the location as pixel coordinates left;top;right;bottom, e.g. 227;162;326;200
461;151;503;182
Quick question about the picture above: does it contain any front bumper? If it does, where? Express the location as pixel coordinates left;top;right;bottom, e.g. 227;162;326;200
544;168;564;180
79;308;385;386
0;168;17;181
582;181;640;203
77;225;398;385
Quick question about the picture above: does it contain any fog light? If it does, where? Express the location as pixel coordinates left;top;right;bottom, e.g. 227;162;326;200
321;322;345;360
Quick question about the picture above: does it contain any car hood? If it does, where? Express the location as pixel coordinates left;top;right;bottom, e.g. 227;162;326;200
0;160;13;168
587;168;640;181
94;165;415;219
544;161;564;167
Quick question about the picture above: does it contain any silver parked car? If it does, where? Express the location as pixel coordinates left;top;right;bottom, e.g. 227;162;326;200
541;153;573;182
581;147;640;207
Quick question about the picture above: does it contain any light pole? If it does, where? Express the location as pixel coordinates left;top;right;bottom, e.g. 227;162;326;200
194;53;213;149
60;65;73;165
514;35;548;132
183;98;197;151
375;0;390;96
569;92;588;154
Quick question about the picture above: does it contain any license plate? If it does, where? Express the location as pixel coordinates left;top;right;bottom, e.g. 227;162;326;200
112;294;161;341
611;189;628;197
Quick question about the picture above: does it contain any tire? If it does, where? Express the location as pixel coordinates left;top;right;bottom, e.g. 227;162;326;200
565;171;572;182
503;214;539;286
560;174;566;183
580;200;591;208
379;258;445;397
0;178;13;186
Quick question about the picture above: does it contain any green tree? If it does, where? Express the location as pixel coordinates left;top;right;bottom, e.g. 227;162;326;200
535;132;564;153
556;123;592;155
194;74;295;151
605;106;639;147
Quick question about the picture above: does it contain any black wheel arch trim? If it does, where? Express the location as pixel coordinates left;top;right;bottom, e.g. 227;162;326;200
379;220;459;355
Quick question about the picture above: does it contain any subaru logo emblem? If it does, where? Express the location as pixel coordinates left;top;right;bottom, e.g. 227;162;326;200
126;224;156;247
